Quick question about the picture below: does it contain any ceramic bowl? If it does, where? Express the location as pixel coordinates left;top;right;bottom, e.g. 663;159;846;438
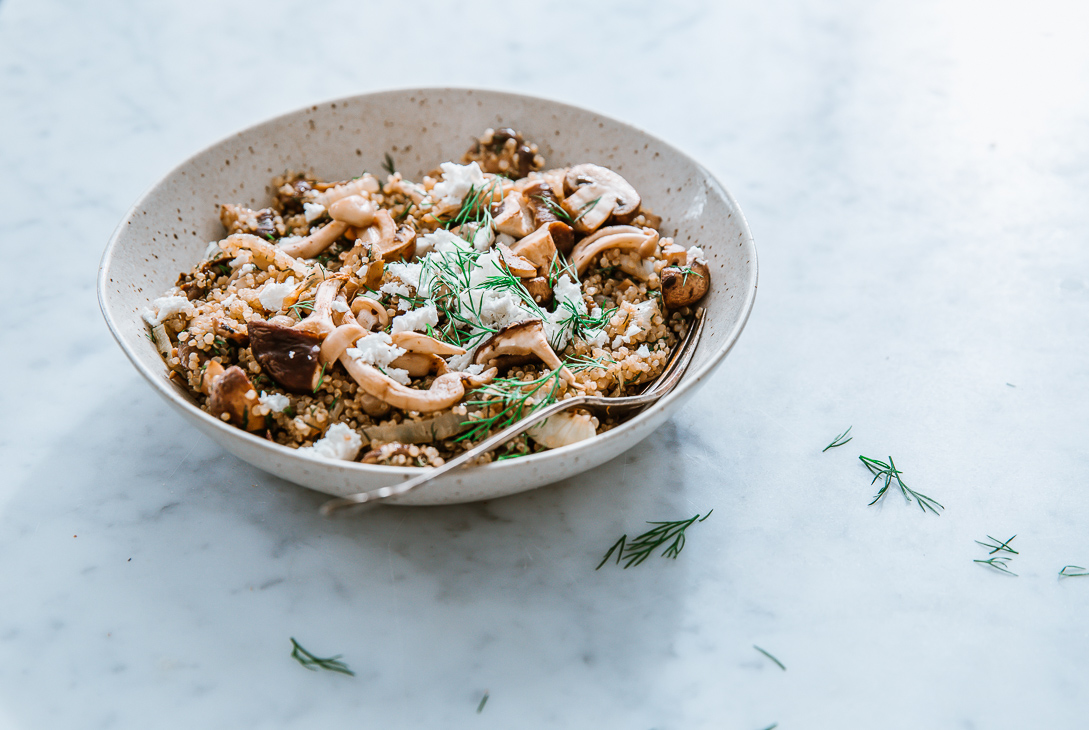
98;88;757;505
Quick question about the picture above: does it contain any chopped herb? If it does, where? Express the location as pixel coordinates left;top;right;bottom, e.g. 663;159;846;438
287;300;315;318
760;725;779;730
1059;565;1089;577
476;691;489;714
396;201;415;221
596;511;712;569
532;194;573;224
975;535;1018;555
215;263;232;277
289;637;354;676
572;196;602;225
859;455;943;514
753;645;786;671
676;265;704;285
382;152;396;176
263;233;277;242
975;556;1017;576
823;426;853;452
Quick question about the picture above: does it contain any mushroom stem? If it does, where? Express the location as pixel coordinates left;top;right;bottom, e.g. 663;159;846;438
278;220;350;259
220;234;309;278
341;361;468;413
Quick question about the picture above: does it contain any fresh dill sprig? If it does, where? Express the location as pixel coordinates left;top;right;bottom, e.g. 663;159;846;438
859;455;943;515
382;152;396;176
1059;565;1089;577
975;556;1017;576
436;177;503;232
572;196;602;225
287;300;315;318
596;511;713;569
313;362;328;393
458;355;607;443
289;638;354;676
476;691;489;714
753;645;786;671
760;724;779;730
975;535;1018;555
823;426;852;452
676;265;704;285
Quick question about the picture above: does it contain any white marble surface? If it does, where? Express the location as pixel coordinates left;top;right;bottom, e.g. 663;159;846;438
2;0;1088;727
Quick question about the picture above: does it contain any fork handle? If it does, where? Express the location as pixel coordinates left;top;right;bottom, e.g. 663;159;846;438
319;396;589;515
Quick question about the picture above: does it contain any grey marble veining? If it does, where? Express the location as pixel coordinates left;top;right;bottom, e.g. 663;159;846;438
2;0;1088;728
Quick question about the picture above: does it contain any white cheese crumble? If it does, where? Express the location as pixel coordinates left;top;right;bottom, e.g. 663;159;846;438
303;202;326;222
386;261;422;290
298;423;362;461
392;302;439;334
345;332;406;369
239;263;255;275
258;276;296;313
686;245;704;265
142;295;194;325
385;367;412;386
330;300;349;313
430;161;486;207
379;280;411;298
259;392;290;413
545;274;587;351
635;344;651;358
472;223;495;252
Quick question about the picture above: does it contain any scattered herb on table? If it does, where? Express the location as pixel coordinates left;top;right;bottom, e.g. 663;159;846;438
975;555;1017;576
753;645;786;671
760;724;779;730
382;152;396;176
859;455;943;514
596;511;713;569
476;691;489;713
823;426;853;452
289;637;355;676
1059;565;1089;577
975;535;1018;555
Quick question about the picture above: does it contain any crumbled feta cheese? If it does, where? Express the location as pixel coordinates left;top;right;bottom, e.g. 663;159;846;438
258;276;296;313
278;235;303;247
545;274;587;351
303;202;326;222
230;251;252;268
379;281;411;298
472;224;495;252
586;329;608;349
392;302;439;334
386;261;422;290
345;332;406;369
330;300;349;313
239;263;255;275
298;423;362;461
631;299;657;331
686;245;704;265
445;352;473;372
385;367;412;386
259;392;290;412
430;161;486;207
362;290;381;300
635;344;651;358
144;295;194;324
464;363;485;376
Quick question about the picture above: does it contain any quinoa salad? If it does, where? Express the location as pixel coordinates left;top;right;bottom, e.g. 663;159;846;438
142;128;711;467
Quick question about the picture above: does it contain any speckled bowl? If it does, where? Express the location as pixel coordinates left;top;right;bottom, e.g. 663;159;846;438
98;88;757;505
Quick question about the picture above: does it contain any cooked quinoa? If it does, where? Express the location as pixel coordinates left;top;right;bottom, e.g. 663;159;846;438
142;127;711;467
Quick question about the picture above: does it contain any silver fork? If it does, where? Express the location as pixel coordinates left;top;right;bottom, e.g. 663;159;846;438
319;309;705;516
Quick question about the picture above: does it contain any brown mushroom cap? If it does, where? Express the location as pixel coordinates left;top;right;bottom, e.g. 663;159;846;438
660;259;711;309
523;276;554;306
520;182;575;253
207;365;265;431
328;195;377;228
562;163;641;233
496;243;538;278
247;320;324;393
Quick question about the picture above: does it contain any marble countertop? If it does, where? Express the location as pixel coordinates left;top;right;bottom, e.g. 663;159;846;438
2;1;1088;727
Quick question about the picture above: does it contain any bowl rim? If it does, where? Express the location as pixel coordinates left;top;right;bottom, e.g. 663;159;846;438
97;86;758;482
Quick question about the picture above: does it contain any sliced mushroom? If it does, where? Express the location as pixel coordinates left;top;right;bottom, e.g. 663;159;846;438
492;192;535;238
277;220;350;259
389;352;449;377
660;259;711;309
526;411;596;449
660;241;688;267
311;175;380;208
360;410;468;445
341;363;469;413
562;163;641;233
328;195;377;228
520;181;574;253
248;278;343;392
220;234;310;278
352;297;389;331
213;318;249;347
389;331;466;356
206;364;265;431
511;222;569;274
219;204;278;238
474;319;575;383
570;225;659;276
523;276;554;306
497;243;538;278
